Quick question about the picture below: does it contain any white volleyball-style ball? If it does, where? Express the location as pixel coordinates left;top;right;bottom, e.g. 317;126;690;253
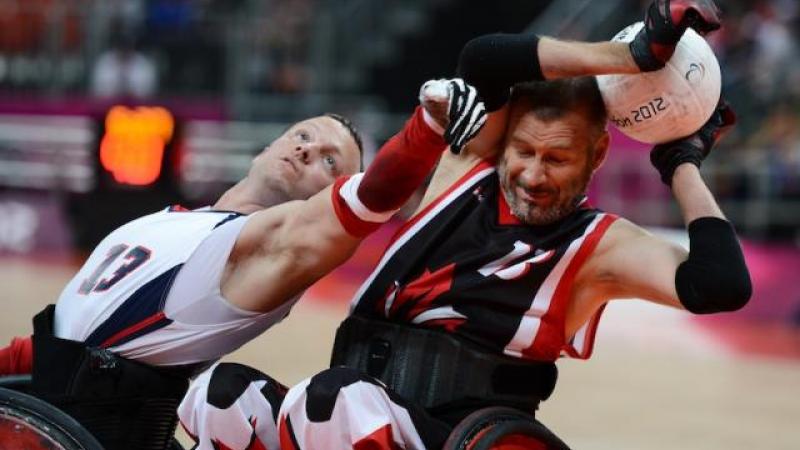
596;22;721;144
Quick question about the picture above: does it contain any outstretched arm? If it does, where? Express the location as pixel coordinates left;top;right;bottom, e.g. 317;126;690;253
650;102;751;313
458;0;721;110
227;83;486;313
454;0;723;162
592;102;751;314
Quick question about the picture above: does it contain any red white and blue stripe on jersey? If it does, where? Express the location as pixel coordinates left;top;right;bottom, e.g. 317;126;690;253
84;264;181;348
82;207;245;349
54;205;279;367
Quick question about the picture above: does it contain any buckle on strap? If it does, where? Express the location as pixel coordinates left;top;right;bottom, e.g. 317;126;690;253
30;305;190;450
330;315;558;411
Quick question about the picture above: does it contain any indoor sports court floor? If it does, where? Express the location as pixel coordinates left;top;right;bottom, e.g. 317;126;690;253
2;240;799;450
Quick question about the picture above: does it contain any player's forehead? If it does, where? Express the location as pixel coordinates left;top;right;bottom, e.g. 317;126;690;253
508;108;592;150
287;116;336;135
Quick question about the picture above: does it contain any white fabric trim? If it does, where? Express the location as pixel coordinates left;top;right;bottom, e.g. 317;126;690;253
338;173;398;223
503;214;605;358
411;306;467;325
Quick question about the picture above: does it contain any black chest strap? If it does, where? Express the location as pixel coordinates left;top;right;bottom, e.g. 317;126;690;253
31;305;191;450
330;315;558;414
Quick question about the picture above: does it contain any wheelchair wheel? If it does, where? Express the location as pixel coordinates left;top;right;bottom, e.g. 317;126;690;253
442;406;570;450
0;377;186;450
0;375;33;394
0;387;103;450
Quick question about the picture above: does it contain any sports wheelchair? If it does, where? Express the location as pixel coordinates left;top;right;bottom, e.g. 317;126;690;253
0;375;184;450
442;407;571;450
0;375;103;450
1;375;569;449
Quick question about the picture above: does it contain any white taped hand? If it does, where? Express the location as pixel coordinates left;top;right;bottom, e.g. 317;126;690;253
419;78;487;154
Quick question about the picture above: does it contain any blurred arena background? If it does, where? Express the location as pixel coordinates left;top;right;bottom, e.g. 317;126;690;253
0;0;798;449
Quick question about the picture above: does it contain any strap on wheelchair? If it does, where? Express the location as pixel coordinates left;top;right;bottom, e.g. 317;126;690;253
330;315;558;414
31;305;190;450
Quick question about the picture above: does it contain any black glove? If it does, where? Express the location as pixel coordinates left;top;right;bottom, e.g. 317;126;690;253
630;0;722;72
650;100;736;185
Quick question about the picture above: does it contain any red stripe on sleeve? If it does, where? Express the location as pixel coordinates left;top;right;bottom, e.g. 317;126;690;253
357;106;446;213
331;176;383;238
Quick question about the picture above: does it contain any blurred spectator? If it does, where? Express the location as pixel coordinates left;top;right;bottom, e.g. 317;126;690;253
758;105;800;199
90;29;157;98
142;0;224;93
742;1;797;100
241;0;313;94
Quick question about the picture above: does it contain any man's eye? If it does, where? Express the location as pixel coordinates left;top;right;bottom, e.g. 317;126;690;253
298;131;311;141
324;155;337;168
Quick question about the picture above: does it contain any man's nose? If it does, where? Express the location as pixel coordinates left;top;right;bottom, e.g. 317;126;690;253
521;160;546;186
294;143;319;164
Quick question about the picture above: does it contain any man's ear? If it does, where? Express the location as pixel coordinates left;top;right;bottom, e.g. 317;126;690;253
591;131;610;173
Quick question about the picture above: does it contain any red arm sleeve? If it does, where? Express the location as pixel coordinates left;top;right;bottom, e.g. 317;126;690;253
358;106;446;212
331;106;446;238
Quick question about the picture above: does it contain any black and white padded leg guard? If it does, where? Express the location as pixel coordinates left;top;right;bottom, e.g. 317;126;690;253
178;363;287;450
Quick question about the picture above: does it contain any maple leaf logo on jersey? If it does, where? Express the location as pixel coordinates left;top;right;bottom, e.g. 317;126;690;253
379;263;466;332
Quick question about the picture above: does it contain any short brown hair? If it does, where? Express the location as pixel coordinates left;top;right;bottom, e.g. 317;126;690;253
509;77;607;136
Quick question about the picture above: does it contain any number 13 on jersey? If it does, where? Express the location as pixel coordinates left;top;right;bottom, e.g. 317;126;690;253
78;244;152;294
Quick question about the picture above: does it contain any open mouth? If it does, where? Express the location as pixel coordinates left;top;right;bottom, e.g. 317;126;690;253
280;157;299;174
517;186;552;203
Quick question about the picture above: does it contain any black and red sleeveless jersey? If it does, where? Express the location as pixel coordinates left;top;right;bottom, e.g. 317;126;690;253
350;161;618;362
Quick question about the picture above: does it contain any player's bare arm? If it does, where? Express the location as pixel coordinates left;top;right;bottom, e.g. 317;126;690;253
219;187;360;313
223;80;487;313
571;101;750;332
448;0;722;164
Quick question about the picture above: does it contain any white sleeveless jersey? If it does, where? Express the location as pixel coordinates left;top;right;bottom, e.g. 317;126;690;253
54;206;300;367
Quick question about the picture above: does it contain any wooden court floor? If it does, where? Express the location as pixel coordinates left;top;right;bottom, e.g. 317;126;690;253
1;258;798;450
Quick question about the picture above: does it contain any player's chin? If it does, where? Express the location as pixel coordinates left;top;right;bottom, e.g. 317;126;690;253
527;204;572;225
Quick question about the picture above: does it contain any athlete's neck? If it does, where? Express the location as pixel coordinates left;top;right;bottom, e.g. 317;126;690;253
213;179;286;215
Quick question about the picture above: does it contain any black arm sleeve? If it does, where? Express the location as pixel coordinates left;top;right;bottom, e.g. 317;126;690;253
456;33;543;112
676;217;752;314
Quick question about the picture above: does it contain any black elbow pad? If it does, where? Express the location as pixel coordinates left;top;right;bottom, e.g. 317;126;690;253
676;217;752;314
457;33;543;111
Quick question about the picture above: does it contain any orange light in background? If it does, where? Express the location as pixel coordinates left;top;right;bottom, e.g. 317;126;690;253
99;106;175;186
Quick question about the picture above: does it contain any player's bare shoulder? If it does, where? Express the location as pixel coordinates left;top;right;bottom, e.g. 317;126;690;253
231;200;303;260
581;215;688;308
588;218;657;277
577;217;663;294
